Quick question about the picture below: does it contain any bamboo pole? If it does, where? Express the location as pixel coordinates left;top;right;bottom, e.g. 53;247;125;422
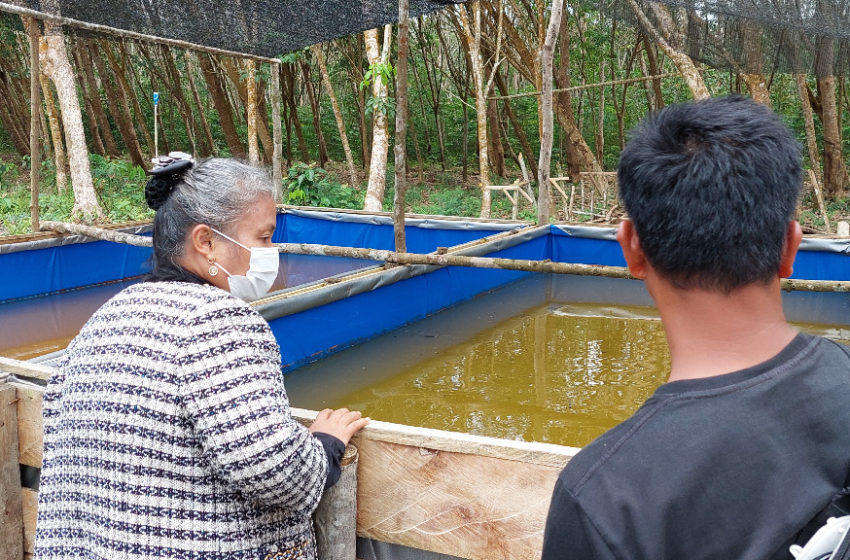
40;221;153;246
0;2;279;64
37;221;850;293
313;445;358;560
270;62;283;204
28;16;40;233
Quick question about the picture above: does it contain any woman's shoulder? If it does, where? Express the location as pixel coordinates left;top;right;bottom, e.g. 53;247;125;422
110;281;264;327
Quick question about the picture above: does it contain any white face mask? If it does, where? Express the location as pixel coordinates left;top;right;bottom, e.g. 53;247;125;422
211;228;280;302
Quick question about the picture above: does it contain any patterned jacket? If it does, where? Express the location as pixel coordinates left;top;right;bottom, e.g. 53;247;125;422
34;281;328;560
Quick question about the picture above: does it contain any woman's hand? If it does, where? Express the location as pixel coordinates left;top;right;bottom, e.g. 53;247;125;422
309;408;369;446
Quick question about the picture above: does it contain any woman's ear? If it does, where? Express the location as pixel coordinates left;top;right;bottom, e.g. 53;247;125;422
616;220;648;279
778;221;803;279
188;224;214;259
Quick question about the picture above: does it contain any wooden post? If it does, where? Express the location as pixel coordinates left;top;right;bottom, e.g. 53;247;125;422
0;383;24;560
29;16;41;233
314;445;358;560
245;59;259;165
270;62;283;204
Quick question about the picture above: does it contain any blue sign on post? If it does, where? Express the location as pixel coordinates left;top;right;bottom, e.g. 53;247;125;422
153;92;159;105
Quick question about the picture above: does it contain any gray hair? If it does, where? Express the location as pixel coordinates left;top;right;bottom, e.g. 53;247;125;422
151;158;275;272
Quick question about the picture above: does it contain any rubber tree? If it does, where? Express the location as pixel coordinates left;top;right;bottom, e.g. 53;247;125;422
39;0;102;220
363;25;393;212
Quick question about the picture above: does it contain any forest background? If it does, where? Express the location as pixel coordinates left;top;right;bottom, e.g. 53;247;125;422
0;0;848;236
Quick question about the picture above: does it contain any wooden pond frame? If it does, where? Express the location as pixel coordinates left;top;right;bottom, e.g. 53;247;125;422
0;356;578;560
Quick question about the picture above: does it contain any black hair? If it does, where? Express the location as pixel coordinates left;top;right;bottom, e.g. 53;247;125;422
142;157;275;283
617;95;802;293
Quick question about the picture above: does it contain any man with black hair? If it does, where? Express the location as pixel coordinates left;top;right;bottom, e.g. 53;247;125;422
541;95;850;560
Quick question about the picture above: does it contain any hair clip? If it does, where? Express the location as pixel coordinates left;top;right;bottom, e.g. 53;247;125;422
149;151;195;176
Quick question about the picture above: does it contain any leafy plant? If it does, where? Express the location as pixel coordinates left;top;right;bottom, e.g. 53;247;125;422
360;61;395;91
365;95;396;117
285;162;362;209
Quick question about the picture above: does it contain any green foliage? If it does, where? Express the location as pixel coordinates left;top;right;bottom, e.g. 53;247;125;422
0;155;152;235
360;61;395;91
88;155;152;222
365;95;396;117
409;187;481;217
285;162;363;209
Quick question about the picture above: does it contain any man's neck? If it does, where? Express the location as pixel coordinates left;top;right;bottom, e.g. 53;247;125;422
653;278;798;383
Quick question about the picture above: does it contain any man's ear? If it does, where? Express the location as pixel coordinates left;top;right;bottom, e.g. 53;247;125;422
778;220;803;279
188;224;214;259
616;220;648;279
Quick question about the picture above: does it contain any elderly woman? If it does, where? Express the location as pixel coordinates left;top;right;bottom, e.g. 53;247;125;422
34;156;367;560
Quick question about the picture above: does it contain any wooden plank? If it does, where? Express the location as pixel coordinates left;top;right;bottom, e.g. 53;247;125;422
355;437;562;559
292;408;577;468
17;387;43;468
22;488;37;555
0;357;53;381
0;384;23;560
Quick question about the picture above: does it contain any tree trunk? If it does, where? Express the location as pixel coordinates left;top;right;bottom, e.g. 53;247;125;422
0;85;29;155
40;22;102;219
795;74;821;180
76;41;119;157
496;71;537;178
538;0;565;224
740;21;771;107
102;41;153;157
642;35;665;109
553;12;600;177
282;64;310;162
457;1;492;218
394;0;410;253
90;41;146;168
486;90;507;178
255;78;275;164
38;73;68;192
199;53;246;158
363;26;392;212
221;57;274;163
300;58;329;167
184;52;215;156
314;45;358;187
815;37;848;200
69;46;104;156
628;0;710;100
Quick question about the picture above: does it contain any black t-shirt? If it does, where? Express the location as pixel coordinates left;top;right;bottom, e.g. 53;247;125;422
542;333;850;560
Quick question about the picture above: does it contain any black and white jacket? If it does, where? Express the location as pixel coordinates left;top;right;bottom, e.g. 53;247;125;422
34;281;328;559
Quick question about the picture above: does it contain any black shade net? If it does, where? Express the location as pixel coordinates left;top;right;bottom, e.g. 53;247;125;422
17;0;463;57
6;0;850;75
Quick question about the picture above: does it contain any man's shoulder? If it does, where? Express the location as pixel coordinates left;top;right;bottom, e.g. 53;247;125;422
558;398;667;496
558;333;850;499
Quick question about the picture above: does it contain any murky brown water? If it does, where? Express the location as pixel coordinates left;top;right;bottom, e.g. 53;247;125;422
6;263;850;449
285;274;850;448
0;254;373;360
